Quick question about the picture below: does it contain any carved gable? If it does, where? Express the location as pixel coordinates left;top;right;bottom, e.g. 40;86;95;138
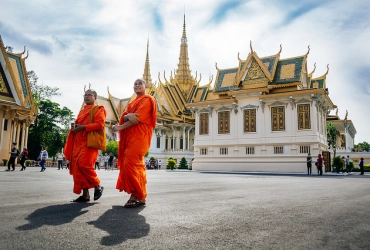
243;59;268;85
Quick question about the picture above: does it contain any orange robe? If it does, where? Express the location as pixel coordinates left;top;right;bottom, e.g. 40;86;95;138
64;105;107;194
116;94;157;200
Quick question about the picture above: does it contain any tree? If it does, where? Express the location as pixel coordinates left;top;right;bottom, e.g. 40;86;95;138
27;71;73;159
28;70;61;107
103;141;118;157
28;100;74;160
327;122;337;158
354;141;370;152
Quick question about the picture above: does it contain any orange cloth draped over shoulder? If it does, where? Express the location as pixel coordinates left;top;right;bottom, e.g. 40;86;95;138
64;105;107;194
116;94;157;200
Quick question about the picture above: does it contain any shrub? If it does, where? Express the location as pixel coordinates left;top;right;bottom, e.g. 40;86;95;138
3;159;8;166
179;157;188;169
166;157;177;170
332;156;343;172
25;160;31;166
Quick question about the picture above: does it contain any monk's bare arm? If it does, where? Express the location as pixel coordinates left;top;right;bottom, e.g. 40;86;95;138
112;121;135;131
123;113;140;124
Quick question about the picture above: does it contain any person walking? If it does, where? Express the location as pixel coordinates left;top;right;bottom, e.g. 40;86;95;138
113;78;157;208
346;155;351;173
64;89;105;202
38;147;48;172
317;154;323;176
359;157;364;175
57;152;64;170
6;142;18;171
306;153;312;175
19;148;28;171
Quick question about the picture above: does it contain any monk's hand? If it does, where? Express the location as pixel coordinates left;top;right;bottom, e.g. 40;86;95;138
73;124;86;132
112;125;121;131
127;113;140;124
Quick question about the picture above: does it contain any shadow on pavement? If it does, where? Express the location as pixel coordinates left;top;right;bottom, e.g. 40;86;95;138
17;203;94;230
87;205;149;246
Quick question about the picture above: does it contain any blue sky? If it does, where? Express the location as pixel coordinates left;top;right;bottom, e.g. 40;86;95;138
1;0;370;143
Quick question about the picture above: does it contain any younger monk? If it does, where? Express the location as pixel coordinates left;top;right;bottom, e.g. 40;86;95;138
113;79;157;208
64;89;105;202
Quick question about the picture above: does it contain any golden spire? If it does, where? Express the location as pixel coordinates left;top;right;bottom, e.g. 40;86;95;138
175;14;194;95
142;38;152;88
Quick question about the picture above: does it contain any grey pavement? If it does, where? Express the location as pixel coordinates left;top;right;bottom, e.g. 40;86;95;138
0;166;369;250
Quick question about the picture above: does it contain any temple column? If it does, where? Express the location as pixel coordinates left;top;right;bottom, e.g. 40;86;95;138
21;122;26;150
187;127;193;151
16;122;21;147
171;126;175;151
182;126;187;151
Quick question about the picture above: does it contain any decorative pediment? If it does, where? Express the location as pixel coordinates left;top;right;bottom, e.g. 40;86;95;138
240;104;259;111
242;59;269;84
296;98;313;106
217;107;233;112
268;101;288;109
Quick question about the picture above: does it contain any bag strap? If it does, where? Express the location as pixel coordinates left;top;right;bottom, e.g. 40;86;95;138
89;105;100;124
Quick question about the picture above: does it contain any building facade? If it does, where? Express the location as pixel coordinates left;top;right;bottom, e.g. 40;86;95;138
0;36;37;162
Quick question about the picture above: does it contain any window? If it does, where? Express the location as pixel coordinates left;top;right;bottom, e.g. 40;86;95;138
218;111;230;134
180;137;183;150
297;104;310;130
246;147;255;154
220;147;228;155
244;109;256;132
300;146;310;154
171;137;174;149
199;113;209;135
271;106;285;131
4;119;8;131
274;146;284;154
200;148;208;155
165;137;168;150
156;137;160;148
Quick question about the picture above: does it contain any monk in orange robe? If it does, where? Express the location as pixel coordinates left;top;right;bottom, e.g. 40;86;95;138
64;89;106;202
113;79;157;208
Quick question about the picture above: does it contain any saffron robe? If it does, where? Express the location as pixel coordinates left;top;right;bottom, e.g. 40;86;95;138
116;94;157;200
64;105;107;194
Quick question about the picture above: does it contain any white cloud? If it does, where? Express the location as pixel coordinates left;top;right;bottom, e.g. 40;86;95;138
1;0;369;143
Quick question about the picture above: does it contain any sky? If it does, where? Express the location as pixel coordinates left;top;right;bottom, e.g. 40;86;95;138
1;0;370;143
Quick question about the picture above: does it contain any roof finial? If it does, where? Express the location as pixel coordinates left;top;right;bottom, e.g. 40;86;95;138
325;64;329;75
24;50;29;59
278;44;282;54
309;62;316;75
306;45;310;56
21;46;26;55
250;40;253;53
237;52;241;61
215;62;219;70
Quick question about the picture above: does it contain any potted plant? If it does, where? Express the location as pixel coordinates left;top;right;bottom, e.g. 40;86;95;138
25;160;31;167
3;159;8;166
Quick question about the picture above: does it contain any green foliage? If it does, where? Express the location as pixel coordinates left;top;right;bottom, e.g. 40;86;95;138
327;122;337;156
25;160;31;166
28;70;61;107
166;157;177;170
179;157;188;169
28;99;74;160
354;141;370;151
150;157;156;163
103;141;118;157
144;152;149;157
332;156;343;172
2;159;8;166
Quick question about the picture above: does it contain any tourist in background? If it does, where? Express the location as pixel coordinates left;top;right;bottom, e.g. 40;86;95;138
38;147;48;172
359;157;364;175
6;142;18;171
57;152;64;170
19;148;28;171
306;153;312;175
317;154;323;176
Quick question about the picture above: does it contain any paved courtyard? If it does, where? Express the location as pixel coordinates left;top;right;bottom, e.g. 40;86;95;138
0;167;369;250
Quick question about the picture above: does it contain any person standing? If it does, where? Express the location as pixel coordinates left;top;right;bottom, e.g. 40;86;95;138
317;154;323;176
108;152;114;170
57;152;64;170
103;153;109;170
64;89;105;202
346;155;351;173
113;78;157;208
19;148;28;171
306;153;312;175
158;160;162;170
95;155;100;170
6;142;18;171
38;147;48;172
359;157;364;175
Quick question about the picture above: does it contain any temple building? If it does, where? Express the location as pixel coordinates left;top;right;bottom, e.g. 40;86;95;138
0;36;37;161
96;16;355;172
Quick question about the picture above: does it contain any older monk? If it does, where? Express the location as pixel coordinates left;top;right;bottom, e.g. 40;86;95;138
113;79;157;208
64;89;106;202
